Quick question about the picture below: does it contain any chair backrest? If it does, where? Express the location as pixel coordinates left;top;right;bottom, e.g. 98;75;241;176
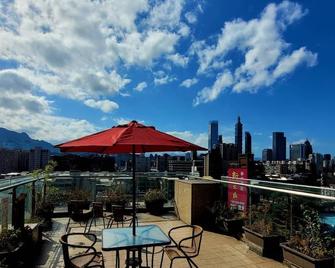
112;205;125;222
191;225;203;256
92;202;103;217
59;234;72;268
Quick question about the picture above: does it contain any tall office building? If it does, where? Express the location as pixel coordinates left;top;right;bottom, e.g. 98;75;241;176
29;147;50;171
272;132;286;161
245;132;252;154
235;116;243;155
208;120;219;151
304;139;313;159
262;149;273;162
290;144;305;161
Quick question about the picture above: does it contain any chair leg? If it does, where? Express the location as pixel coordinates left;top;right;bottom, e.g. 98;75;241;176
160;250;164;268
187;257;198;268
169;258;174;268
151;246;155;268
66;218;71;233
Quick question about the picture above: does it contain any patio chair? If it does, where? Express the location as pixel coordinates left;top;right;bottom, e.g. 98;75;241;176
106;205;138;228
66;200;92;233
160;225;203;268
86;202;106;232
60;232;105;268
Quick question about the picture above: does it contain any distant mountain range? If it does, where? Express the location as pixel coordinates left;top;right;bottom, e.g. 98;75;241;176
0;127;59;153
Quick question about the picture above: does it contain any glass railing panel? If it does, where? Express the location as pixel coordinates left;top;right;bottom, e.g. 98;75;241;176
0;189;13;229
16;183;33;222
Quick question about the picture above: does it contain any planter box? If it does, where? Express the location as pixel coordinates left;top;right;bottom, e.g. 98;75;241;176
0;242;25;266
280;242;334;268
243;226;284;261
145;201;164;215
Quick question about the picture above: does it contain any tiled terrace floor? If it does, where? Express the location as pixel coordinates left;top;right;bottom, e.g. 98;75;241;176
36;214;285;268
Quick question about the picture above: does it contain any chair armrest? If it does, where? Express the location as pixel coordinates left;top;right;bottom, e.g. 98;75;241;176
168;225;194;246
64;232;97;248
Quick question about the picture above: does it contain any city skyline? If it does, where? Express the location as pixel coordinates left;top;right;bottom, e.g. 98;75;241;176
0;1;334;157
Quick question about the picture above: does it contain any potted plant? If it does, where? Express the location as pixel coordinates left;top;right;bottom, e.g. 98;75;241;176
100;191;128;212
211;201;245;237
243;199;287;261
280;207;335;268
144;189;167;215
0;227;32;266
65;189;91;208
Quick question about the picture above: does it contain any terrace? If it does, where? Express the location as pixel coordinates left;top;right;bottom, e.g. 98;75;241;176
0;171;334;268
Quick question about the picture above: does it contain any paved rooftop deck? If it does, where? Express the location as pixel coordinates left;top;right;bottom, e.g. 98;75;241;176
36;214;285;268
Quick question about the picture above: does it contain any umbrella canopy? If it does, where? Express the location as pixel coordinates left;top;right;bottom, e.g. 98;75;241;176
57;120;206;153
56;120;207;235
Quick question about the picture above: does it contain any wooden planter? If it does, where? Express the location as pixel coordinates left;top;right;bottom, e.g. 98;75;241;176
0;242;25;266
145;200;164;215
243;226;284;261
280;242;334;268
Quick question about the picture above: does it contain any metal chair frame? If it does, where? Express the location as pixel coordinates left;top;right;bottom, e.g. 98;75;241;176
160;225;203;268
59;232;106;268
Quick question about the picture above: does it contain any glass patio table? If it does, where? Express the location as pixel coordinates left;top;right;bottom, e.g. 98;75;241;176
102;224;171;268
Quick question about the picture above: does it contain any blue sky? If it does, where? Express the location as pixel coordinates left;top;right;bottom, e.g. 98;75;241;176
0;0;334;158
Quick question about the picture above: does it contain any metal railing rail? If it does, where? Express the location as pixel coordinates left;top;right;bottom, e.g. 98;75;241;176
203;177;335;201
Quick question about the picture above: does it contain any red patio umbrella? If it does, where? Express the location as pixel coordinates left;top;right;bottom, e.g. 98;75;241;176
56;120;206;235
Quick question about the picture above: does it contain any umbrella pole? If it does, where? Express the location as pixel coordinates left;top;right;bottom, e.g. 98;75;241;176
132;145;136;236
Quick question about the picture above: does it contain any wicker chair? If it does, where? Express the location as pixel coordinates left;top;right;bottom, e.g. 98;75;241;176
60;233;105;268
160;225;203;268
66;200;92;233
106;205;137;228
86;202;106;232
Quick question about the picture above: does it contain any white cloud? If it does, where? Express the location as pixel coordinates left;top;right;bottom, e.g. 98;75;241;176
194;71;233;106
192;1;317;104
167;53;189;67
134;82;148;92
146;0;185;30
153;70;176;86
180;78;198;88
167;131;207;148
84;99;119;113
185;12;197;24
113;118;146;125
0;0;188;113
273;47;317;79
0;108;98;144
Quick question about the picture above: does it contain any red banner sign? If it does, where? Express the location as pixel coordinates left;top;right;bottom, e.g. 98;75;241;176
227;168;248;211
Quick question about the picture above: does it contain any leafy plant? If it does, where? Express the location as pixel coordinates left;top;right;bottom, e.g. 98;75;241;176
144;189;167;204
99;190;128;206
0;227;31;251
144;189;167;215
211;201;245;223
65;189;91;201
247;200;274;236
0;229;22;251
287;207;335;259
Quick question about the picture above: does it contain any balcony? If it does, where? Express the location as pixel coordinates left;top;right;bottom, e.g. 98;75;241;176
1;171;334;267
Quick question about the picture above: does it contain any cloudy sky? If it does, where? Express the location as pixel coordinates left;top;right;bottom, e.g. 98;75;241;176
0;0;334;157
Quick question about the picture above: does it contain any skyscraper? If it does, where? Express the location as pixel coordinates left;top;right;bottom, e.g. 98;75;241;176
304;139;313;159
262;149;272;162
272;132;286;161
290;144;305;161
235;116;243;155
245;131;252;154
208;120;219;151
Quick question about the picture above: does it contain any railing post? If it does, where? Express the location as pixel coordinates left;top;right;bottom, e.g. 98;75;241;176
32;181;36;218
11;186;16;227
289;194;293;237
